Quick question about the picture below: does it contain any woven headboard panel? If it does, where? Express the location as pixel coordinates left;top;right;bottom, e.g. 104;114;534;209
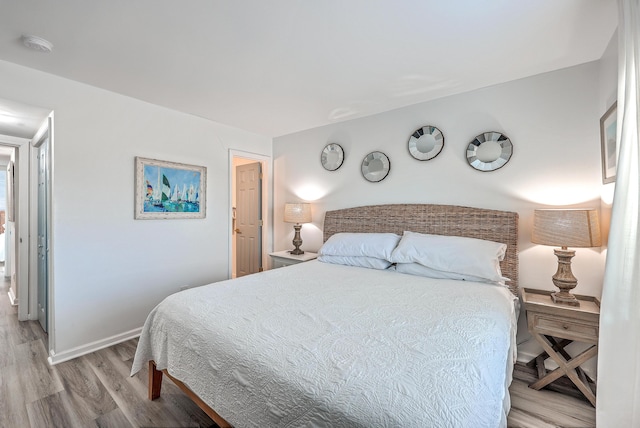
323;204;519;295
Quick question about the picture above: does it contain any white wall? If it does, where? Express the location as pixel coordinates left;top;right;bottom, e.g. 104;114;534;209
274;61;606;301
599;30;619;245
0;60;271;360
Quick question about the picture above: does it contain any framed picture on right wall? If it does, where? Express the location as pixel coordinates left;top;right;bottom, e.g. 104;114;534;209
600;101;618;184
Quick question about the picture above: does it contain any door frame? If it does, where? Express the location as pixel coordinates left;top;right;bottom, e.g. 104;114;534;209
228;149;271;279
29;114;54;351
33;121;52;332
0;134;31;322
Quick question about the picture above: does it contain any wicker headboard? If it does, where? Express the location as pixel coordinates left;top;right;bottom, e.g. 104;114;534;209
323;204;519;295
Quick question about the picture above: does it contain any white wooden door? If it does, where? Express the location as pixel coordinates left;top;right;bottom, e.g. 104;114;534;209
235;162;262;277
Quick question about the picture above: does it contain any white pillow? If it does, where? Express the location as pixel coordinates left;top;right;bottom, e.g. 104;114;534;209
389;231;507;284
319;233;401;260
318;255;392;270
392;262;508;285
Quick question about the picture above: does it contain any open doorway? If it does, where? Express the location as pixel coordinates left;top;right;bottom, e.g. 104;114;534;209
0;136;30;321
0;147;13;283
0;98;53;345
229;150;270;279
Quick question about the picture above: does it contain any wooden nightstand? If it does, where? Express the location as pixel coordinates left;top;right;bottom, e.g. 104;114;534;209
269;250;317;269
522;288;600;406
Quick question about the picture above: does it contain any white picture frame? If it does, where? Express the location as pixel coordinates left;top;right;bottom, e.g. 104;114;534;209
600;101;618;184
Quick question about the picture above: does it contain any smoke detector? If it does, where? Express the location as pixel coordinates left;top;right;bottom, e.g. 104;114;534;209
22;35;53;53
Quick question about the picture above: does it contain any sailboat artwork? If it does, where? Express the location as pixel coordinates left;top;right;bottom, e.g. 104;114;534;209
135;157;207;220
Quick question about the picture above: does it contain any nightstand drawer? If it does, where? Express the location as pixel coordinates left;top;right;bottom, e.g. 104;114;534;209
531;314;598;342
272;257;298;269
269;251;318;269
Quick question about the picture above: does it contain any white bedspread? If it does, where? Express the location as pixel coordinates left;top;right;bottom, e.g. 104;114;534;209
131;260;518;428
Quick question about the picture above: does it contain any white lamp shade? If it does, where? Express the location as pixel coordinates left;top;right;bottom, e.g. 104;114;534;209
284;203;312;224
532;209;602;248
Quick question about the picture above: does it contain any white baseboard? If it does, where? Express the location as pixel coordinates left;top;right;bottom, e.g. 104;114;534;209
7;287;18;306
47;327;142;365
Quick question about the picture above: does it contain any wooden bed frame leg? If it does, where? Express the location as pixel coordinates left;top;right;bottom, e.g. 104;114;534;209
149;360;163;400
147;360;233;427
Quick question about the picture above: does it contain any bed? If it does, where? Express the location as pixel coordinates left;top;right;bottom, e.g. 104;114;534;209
131;204;519;427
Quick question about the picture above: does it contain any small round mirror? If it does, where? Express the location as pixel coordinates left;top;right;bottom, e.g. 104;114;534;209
321;143;345;171
361;151;390;182
466;132;513;172
408;125;444;161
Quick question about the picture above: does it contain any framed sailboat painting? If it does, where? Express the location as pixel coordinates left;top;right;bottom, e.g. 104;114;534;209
135;157;207;219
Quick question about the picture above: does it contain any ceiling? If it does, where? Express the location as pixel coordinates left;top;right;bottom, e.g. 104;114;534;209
0;1;618;138
0;97;51;139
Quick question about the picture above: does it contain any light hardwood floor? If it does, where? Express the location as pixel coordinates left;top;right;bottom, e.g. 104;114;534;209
1;275;595;427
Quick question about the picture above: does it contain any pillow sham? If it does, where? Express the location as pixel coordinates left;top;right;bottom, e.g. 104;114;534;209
389;231;507;284
392;262;508;285
318;255;392;270
318;232;401;260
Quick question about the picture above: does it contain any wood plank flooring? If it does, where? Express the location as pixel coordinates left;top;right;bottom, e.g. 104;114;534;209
1;275;595;427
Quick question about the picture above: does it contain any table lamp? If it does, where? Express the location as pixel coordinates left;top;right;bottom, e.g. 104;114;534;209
284;203;312;255
531;209;601;306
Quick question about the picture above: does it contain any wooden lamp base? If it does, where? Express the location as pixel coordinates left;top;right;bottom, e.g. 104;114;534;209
550;247;580;307
289;223;304;255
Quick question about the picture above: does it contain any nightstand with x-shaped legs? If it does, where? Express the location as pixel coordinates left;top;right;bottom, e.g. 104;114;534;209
522;288;600;407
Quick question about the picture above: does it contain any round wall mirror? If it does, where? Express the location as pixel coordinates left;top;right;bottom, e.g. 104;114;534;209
408;125;444;161
321;143;345;171
466;132;513;172
361;151;390;182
